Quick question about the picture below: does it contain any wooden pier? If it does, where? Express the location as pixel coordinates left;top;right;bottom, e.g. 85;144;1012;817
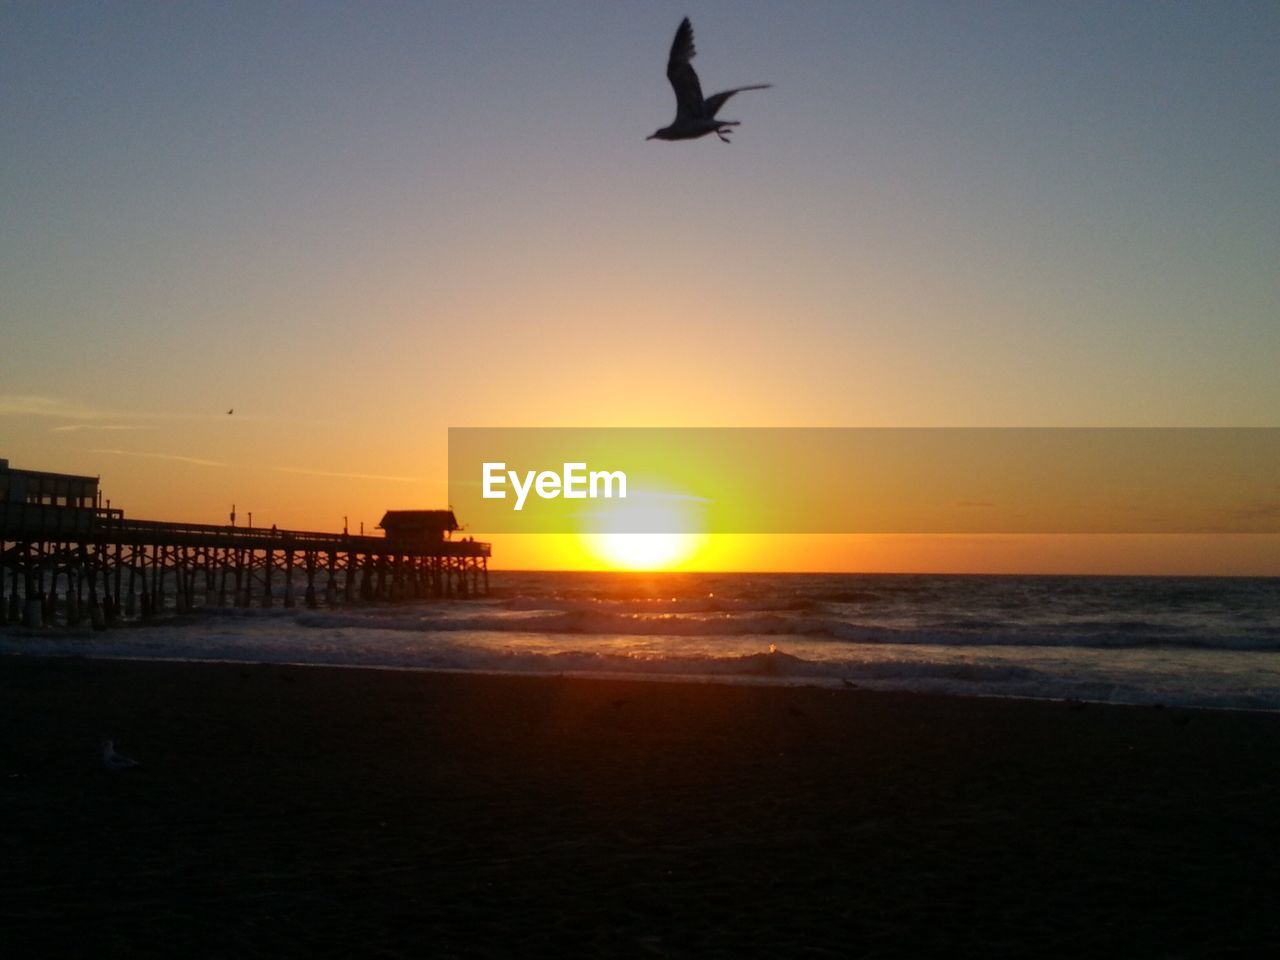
0;460;489;629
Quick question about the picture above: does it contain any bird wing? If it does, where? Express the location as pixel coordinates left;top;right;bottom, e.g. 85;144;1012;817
666;17;706;119
702;84;772;119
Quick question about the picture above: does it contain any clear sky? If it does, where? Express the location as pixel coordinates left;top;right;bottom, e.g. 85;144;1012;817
3;2;1278;572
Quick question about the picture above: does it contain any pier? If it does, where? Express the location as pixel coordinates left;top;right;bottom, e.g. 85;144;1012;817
0;459;490;629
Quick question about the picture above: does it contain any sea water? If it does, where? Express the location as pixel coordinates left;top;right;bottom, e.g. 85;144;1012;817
3;572;1278;711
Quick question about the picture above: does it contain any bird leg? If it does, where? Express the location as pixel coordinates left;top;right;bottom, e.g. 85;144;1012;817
716;121;740;143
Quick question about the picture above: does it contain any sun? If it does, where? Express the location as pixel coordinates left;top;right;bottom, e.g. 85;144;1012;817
577;490;707;571
589;532;698;571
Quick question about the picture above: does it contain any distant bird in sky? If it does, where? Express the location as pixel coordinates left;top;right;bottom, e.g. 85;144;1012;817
101;740;140;770
226;408;234;415
648;17;771;143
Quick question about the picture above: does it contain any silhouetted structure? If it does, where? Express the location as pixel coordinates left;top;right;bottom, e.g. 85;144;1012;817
0;460;108;537
379;510;459;549
0;458;489;628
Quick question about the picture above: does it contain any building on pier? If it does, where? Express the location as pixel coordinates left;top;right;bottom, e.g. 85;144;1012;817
379;510;459;549
0;459;106;537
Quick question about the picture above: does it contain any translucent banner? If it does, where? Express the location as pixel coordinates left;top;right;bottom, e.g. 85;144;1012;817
447;428;1280;534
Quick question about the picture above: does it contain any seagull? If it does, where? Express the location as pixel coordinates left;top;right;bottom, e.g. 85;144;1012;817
648;17;771;143
101;740;140;770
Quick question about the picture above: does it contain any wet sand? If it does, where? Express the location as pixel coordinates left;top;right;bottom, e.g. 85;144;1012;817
3;656;1279;958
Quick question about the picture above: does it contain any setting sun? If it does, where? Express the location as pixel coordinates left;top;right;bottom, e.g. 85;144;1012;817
575;489;707;570
587;532;699;570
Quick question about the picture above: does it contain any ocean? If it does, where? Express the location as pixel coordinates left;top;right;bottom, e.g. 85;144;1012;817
4;571;1278;711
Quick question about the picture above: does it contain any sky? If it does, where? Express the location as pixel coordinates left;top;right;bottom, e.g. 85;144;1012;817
3;2;1278;573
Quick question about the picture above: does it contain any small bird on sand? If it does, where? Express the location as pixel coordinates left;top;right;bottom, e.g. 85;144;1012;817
101;740;140;770
648;17;771;143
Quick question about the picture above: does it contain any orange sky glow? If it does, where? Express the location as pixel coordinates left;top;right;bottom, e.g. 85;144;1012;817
3;5;1277;576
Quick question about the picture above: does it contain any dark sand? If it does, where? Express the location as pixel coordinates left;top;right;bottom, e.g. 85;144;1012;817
3;657;1279;958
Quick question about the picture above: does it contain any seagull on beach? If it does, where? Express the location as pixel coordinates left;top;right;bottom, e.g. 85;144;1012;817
101;740;140;770
647;17;771;143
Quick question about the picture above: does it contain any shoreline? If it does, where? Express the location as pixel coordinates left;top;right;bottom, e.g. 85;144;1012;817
5;649;1280;718
4;656;1280;956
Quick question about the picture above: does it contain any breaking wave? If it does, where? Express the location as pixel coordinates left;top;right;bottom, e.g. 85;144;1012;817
4;571;1277;710
283;605;1280;653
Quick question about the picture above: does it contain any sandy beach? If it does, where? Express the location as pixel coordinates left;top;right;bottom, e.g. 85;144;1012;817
3;656;1279;958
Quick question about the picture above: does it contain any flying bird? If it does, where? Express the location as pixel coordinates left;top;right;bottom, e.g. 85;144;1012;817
101;740;140;771
648;17;771;143
226;408;234;415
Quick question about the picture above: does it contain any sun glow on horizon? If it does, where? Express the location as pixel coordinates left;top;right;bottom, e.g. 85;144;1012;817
575;489;707;571
586;532;701;571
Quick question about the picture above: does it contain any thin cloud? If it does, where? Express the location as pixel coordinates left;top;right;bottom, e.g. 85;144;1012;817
273;466;423;483
0;394;114;420
92;448;229;469
1;393;279;425
51;424;158;433
88;449;416;480
1227;500;1280;529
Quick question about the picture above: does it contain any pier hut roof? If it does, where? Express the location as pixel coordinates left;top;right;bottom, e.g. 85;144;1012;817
377;510;459;534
